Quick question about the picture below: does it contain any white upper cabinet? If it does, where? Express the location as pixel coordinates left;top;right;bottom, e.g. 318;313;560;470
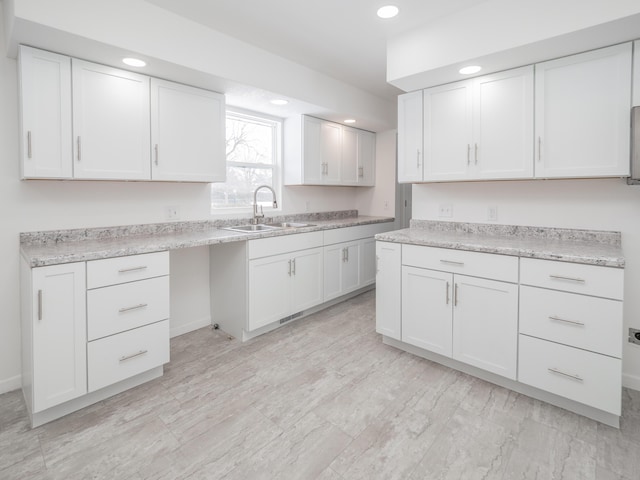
18;46;72;179
285;115;376;186
634;40;640;107
150;79;226;182
423;80;473;181
397;90;423;183
473;66;534;179
72;59;151;180
535;43;632;178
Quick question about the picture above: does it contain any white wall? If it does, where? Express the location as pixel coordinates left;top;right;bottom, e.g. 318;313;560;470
0;5;397;392
412;178;640;389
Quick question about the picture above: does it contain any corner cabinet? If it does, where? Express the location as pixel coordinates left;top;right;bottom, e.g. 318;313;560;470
72;59;151;180
534;43;632;178
150;79;226;182
18;46;73;179
284;115;376;186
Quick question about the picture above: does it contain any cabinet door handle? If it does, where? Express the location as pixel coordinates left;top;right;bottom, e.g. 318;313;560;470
454;283;459;306
119;303;148;314
342;248;346;262
537;137;541;162
77;136;81;161
549;274;585;283
375;255;379;275
37;289;43;321
474;143;478;165
288;259;292;276
154;144;159;166
467;144;471;165
358;166;364;177
548;367;583;382
119;350;148;362
118;265;148;273
27;131;32;159
440;259;464;267
445;281;450;305
292;258;296;275
416;149;421;168
548;315;585;327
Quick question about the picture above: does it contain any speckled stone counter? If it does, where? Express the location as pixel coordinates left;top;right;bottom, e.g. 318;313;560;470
375;220;624;268
21;210;394;267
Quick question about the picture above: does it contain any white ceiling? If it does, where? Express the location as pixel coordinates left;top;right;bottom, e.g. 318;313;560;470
145;0;489;101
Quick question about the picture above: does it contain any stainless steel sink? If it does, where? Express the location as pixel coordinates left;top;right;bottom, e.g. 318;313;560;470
265;222;315;228
221;224;281;233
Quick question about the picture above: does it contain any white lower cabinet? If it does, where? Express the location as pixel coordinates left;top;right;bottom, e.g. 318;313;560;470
22;262;87;414
375;242;402;340
248;246;323;331
400;249;518;379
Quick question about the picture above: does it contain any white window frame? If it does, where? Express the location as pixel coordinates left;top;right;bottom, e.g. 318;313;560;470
211;107;282;215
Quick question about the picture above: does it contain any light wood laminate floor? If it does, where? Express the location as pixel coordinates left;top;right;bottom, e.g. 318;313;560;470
2;290;640;479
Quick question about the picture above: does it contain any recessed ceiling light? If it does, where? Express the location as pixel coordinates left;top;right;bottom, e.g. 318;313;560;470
377;5;399;19
344;119;356;124
459;65;482;75
270;99;289;106
122;57;146;68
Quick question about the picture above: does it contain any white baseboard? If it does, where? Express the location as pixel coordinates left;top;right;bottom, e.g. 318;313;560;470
170;315;212;338
623;373;640;392
0;374;22;395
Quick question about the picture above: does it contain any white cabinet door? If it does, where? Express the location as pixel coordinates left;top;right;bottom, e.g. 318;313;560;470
323;243;343;301
402;266;453;356
398;90;423;183
302;116;323;184
291;247;324;314
72;59;151;180
150;79;225;182
423;81;473;181
375;242;401;340
341;126;359;184
248;253;291;331
321;121;342;184
31;262;87;412
18;46;72;179
452;275;518;380
360;237;376;287
535;43;632;178
473;66;534;180
357;130;376;186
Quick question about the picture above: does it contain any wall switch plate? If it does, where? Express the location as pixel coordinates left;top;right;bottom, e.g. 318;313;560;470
629;328;640;346
438;203;453;218
488;206;498;222
165;206;180;221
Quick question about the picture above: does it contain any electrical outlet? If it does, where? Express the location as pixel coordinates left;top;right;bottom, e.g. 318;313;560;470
438;203;453;218
629;328;640;346
488;206;498;222
165;206;180;221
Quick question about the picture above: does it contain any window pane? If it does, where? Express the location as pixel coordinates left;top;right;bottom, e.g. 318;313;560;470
226;117;273;165
211;166;273;208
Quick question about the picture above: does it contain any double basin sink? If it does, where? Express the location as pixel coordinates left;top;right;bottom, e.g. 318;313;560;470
222;222;316;234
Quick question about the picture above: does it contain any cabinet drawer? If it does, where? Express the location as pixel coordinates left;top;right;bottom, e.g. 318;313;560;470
402;244;518;283
519;286;622;357
87;251;169;289
323;223;392;245
520;258;623;299
87;276;170;341
518;335;621;414
88;320;169;392
248;231;323;259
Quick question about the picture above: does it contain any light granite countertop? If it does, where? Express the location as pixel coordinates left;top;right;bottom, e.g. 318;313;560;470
375;220;624;268
21;212;394;267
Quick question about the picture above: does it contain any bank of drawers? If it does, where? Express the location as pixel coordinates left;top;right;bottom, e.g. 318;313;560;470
517;258;623;415
86;251;170;392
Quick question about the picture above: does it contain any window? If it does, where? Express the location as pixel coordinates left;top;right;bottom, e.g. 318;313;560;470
211;109;281;211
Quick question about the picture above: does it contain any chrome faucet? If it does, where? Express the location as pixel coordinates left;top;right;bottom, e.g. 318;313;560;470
252;185;278;224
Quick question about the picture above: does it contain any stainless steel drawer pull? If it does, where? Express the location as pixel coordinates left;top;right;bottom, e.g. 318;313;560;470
119;303;148;313
440;260;464;266
37;289;43;321
548;367;583;382
119;350;148;362
292;258;296;275
454;283;459;306
549;315;585;327
288;259;292;276
27;131;32;159
549;274;585;283
154;144;159;166
118;265;148;273
445;281;450;305
358;166;364;177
